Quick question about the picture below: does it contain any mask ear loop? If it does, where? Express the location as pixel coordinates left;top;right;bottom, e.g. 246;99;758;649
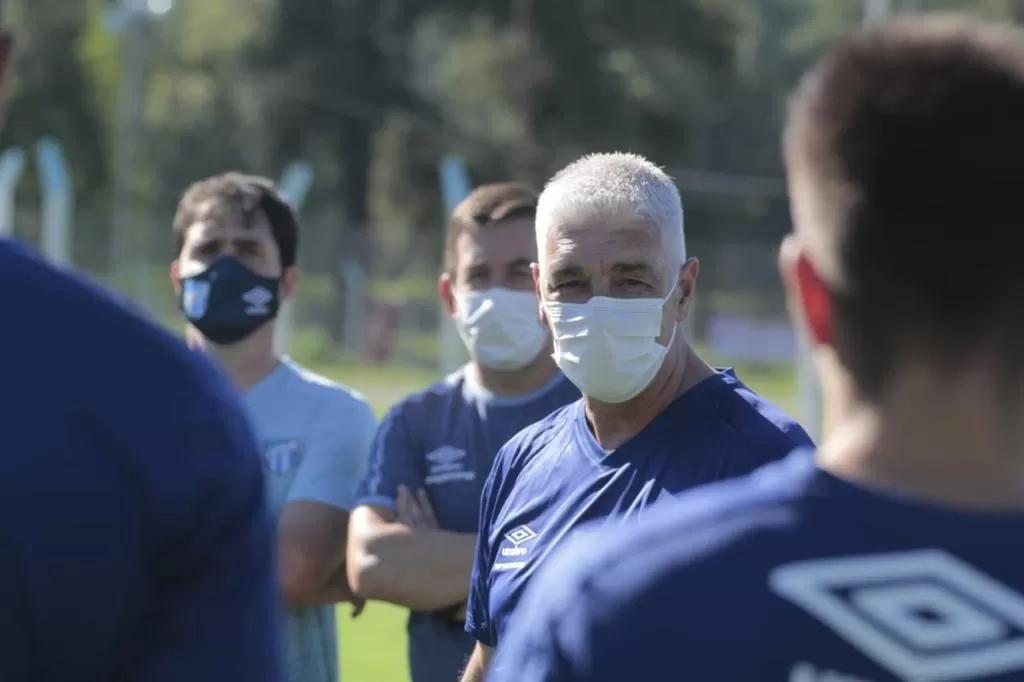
658;283;683;348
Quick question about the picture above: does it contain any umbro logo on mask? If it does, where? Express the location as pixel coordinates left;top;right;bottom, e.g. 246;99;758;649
242;286;273;315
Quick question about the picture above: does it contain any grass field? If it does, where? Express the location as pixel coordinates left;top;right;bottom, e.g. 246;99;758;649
299;350;799;682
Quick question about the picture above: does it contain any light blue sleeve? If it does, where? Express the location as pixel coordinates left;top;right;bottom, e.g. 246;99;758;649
287;394;378;511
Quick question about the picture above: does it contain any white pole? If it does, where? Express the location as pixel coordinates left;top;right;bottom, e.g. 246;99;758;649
35;137;74;266
276;160;315;355
863;0;893;28
437;156;472;376
0;148;24;238
107;0;163;312
340;259;366;352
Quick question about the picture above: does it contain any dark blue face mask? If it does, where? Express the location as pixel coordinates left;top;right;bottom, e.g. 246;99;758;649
178;255;281;345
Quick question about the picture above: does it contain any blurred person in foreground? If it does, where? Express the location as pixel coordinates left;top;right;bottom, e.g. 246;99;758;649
170;173;377;682
0;38;283;682
460;152;814;681
346;183;579;682
488;15;1024;682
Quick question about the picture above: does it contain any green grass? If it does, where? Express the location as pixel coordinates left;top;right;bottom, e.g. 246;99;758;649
293;346;799;682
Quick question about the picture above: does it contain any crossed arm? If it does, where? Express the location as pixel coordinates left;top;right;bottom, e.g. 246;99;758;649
279;500;362;610
278;399;377;611
347;486;476;613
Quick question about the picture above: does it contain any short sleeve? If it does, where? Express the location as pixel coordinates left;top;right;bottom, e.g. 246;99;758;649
487;532;613;682
464;449;508;647
288;395;377;511
353;403;424;510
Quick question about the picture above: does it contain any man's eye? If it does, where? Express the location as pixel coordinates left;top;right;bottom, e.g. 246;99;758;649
556;281;582;290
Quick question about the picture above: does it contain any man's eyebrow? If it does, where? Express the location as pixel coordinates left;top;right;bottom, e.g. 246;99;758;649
506;257;532;269
549;264;587;279
611;262;658;277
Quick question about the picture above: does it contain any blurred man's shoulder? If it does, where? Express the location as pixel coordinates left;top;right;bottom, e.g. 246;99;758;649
0;239;224;395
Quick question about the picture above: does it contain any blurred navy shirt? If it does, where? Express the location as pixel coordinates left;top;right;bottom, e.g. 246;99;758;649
0;240;283;682
490;449;1024;681
466;369;813;649
354;367;579;682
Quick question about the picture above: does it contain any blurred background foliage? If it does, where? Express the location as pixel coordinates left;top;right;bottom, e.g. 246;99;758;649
4;0;1020;369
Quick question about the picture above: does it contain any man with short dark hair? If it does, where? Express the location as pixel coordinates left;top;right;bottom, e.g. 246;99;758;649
489;15;1024;682
171;172;377;682
346;182;579;682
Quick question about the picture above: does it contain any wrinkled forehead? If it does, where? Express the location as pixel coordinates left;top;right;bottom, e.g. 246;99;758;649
541;218;665;273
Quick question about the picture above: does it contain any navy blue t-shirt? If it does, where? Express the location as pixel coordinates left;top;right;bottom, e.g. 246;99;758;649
0;240;283;681
354;367;579;682
466;369;812;649
490;449;1024;681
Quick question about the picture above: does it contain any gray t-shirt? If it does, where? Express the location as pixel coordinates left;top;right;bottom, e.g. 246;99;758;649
355;367;579;682
243;358;377;682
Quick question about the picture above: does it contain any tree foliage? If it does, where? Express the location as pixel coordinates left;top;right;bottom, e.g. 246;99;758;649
7;0;1018;330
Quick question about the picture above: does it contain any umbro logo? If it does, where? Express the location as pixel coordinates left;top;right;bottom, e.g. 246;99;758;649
504;525;537;547
425;446;466;465
771;549;1024;681
243;286;272;315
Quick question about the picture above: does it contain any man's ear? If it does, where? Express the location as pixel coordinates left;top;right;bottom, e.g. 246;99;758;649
531;262;549;328
779;235;832;347
170;260;181;291
439;272;456;317
676;258;699;323
281;266;299;301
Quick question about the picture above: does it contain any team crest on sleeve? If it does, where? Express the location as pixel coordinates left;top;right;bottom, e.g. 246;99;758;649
770;549;1024;681
262;439;303;475
182;279;210;320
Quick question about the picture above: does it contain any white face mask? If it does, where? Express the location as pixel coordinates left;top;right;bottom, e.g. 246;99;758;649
454;287;549;371
544;287;677;403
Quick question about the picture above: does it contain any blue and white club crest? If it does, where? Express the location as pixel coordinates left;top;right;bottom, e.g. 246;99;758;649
263;439;302;475
182;279;211;320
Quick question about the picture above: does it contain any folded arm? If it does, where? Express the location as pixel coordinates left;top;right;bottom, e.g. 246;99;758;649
347;504;476;612
279;501;359;608
279;397;377;608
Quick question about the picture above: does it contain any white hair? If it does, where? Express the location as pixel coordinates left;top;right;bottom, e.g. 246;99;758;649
535;152;686;278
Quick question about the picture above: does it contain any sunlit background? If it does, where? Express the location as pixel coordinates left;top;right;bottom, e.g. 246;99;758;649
4;0;1018;679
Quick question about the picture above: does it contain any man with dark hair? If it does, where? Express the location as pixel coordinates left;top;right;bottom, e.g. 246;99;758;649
171;172;377;682
488;15;1024;682
346;182;579;682
0;42;283;682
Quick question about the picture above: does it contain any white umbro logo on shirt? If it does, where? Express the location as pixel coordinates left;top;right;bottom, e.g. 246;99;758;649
771;549;1024;681
504;525;537;547
243;286;272;315
494;525;537;572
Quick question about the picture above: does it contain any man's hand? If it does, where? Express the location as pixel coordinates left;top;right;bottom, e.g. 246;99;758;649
396;485;439;530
